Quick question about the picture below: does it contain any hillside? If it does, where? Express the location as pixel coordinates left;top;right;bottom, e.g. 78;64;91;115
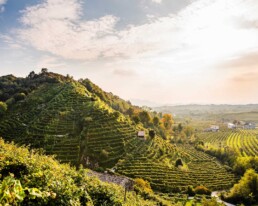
0;138;172;206
0;71;237;194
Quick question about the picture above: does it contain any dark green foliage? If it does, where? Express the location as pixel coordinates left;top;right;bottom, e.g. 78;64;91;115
0;101;7;117
153;116;160;126
186;186;195;196
132;115;140;124
1;164;28;179
139;111;151;126
0;139;163;206
194;185;211;195
149;130;155;138
175;158;183;167
233;156;258;176
223;169;258;205
14;92;26;101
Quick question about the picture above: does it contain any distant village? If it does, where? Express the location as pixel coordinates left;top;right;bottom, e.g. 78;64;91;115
204;121;256;132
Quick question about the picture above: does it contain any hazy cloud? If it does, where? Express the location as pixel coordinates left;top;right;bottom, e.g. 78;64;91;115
151;0;162;4
0;0;7;13
4;0;256;63
221;51;258;70
113;69;137;76
232;72;258;82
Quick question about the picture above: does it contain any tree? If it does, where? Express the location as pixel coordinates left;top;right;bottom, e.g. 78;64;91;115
132;115;140;124
194;185;211;195
225;169;258;204
175;159;183;167
149;130;155;138
162;114;174;130
28;71;36;79
134;178;153;197
0;101;7;117
14;93;26;101
178;123;183;132
153;116;160;127
126;108;134;116
41;68;48;73
139;111;151;125
183;126;194;137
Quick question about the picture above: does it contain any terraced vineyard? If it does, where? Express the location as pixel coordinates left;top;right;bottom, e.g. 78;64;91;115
0;82;90;164
117;143;237;192
198;129;258;156
0;72;238;194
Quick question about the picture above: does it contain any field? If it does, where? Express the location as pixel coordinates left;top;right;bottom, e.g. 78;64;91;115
197;129;258;157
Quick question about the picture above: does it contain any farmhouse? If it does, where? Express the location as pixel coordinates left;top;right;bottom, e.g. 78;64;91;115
137;131;146;139
243;122;256;130
210;125;219;132
227;123;236;129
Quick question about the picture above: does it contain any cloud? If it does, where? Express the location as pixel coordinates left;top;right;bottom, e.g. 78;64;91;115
151;0;162;4
221;51;258;70
113;69;137;76
232;72;258;82
36;55;67;69
0;0;7;5
0;0;7;13
4;0;258;66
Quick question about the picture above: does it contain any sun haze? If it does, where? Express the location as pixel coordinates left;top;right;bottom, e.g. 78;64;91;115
0;0;258;105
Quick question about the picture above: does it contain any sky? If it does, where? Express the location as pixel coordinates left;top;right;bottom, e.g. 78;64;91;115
0;0;258;106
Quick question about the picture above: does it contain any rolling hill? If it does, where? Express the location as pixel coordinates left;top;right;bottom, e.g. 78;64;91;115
0;70;237;194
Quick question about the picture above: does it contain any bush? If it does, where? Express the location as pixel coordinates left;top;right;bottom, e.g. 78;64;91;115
223;169;258;205
149;130;155;138
134;178;153;197
0;139;161;206
175;159;183;167
186;186;195;196
194;185;211;195
0;101;7;117
14;93;26;101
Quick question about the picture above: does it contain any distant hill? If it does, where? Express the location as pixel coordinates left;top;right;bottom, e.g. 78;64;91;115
0;70;237;193
154;104;258;122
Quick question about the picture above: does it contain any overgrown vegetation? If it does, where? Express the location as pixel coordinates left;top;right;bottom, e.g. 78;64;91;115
222;169;258;205
0;139;169;206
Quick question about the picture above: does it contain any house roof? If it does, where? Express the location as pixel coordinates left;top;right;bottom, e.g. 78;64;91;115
138;131;145;136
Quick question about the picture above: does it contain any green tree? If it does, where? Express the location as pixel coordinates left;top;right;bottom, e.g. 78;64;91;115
153;116;160;127
0;101;7;117
132;115;140;124
139;111;151;125
226;169;258;204
162;114;174;130
126;107;134;116
178;123;183;132
14;93;26;101
183;126;194;137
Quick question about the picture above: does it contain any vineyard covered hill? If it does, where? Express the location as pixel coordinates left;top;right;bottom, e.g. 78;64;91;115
198;130;258;157
0;71;237;193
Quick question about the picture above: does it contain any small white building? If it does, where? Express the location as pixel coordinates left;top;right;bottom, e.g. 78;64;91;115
137;131;146;139
210;125;219;132
243;122;256;130
228;123;236;129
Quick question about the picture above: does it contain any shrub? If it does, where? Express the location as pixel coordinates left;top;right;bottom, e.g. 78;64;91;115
149;130;155;138
194;185;211;195
223;169;258;205
134;178;153;197
186;186;195;196
0;101;7;117
175;159;183;168
14;93;26;101
0;139;161;206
